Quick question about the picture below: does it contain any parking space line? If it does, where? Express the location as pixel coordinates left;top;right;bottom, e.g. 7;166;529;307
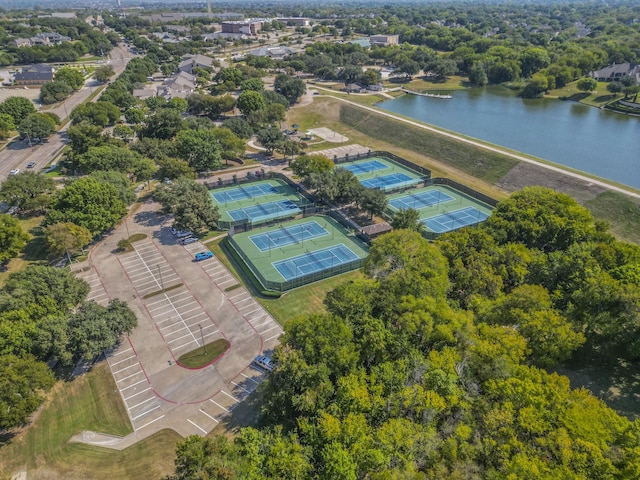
116;371;146;383
128;396;156;410
113;363;140;375
217;278;236;286
199;409;219;423
241;373;259;385
260;325;280;334
221;390;237;401
229;292;248;300
265;333;282;342
110;355;136;367
243;307;262;316
132;405;161;421
210;399;229;412
166;331;196;343
113;348;133;356
231;381;250;394
124;387;152;400
136;414;165;431
187;419;207;434
121;379;147;390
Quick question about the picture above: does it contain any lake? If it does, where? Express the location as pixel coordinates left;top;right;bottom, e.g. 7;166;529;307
378;87;640;190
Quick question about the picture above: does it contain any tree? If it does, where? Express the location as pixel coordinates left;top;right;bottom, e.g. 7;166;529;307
67;122;107;154
0;171;56;214
0;113;15;140
157;157;196;180
606;81;623;94
237;90;267;116
0;214;29;262
241;77;264;92
274;74;306;103
141;108;183;139
124;107;145;125
154;177;220;234
391;208;425;233
576;77;598;92
18;113;56;140
54;67;84;90
469;63;488;86
276;139;303;161
46;177;127;236
90;170;137;205
0;96;36;124
0;354;55;430
70;102;121;127
223;117;254;139
93;65;114;83
209;127;246;163
45;222;92;263
360;188;387;219
40;81;74;105
78;145;155;180
175;129;223;172
112;124;134;140
291;154;335;181
256;126;285;155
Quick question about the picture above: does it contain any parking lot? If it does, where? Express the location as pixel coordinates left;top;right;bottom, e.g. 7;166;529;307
77;200;284;443
74;265;110;306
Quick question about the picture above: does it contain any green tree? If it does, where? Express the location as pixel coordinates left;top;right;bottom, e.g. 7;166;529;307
44;222;92;263
256;125;285;155
40;81;74;105
391;208;425;232
209;127;245;164
222;117;254;139
0;171;56;214
241;77;264;92
237;90;267;116
67;122;107;155
360;187;387;220
89;170;137;205
93;65;114;83
18;113;56;140
141;108;183;139
112;124;134;140
157;157;196;181
274;74;306;103
54;67;84;90
0;214;29;262
154;177;219;234
576;77;598;92
0;113;15;140
46;177;127;236
0;96;36;124
70;101;121;127
290;154;334;181
78;145;155;180
0;354;55;430
124;107;145;125
175;129;223;172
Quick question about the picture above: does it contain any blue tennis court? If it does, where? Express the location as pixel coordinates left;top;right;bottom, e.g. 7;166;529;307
228;200;301;223
423;206;489;233
250;221;328;251
212;183;277;203
273;244;360;281
361;173;421;191
342;160;388;175
389;189;454;210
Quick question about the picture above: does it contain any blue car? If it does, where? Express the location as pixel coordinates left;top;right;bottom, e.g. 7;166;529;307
194;251;213;261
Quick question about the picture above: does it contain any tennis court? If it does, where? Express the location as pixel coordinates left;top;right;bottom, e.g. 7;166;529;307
228;200;301;223
341;159;388;175
389;189;454;210
211;183;277;203
250;221;328;251
423;206;489;233
273;244;360;281
361;173;421;191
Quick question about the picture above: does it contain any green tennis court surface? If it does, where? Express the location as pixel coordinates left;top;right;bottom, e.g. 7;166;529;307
338;156;423;192
250;221;328;251
274;244;360;281
423;206;489;233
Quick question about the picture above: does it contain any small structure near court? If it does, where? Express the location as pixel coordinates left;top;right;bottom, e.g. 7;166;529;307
226;216;369;292
386;182;494;238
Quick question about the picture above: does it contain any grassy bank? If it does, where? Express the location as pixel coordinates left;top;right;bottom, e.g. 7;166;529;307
0;363;179;479
339;103;519;184
585;191;640;244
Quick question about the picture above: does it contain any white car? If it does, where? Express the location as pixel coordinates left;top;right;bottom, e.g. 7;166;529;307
175;230;193;238
180;236;198;245
9;169;20;176
253;355;274;372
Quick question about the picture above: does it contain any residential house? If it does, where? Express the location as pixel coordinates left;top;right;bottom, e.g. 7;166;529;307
369;34;399;46
590;63;640;84
178;54;215;74
132;88;156;100
13;38;32;47
157;71;196;99
343;83;365;93
14;64;54;85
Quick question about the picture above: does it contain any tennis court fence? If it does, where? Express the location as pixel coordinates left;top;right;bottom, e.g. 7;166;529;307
226;235;365;292
332;150;432;179
425;178;498;207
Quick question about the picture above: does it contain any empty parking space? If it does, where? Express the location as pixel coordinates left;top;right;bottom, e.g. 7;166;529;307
227;289;283;349
118;241;180;297
74;266;110;306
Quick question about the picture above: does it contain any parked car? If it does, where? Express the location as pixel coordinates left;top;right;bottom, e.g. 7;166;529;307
194;251;213;261
26;162;36;169
253;355;274;372
175;230;193;238
9;169;19;176
180;236;198;245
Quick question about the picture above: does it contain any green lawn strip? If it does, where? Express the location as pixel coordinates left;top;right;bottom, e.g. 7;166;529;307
142;283;183;299
338;103;519;184
128;233;147;243
546;81;621;108
177;339;230;368
584;191;640;245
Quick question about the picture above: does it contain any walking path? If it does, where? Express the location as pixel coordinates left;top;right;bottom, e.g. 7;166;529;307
315;92;640;200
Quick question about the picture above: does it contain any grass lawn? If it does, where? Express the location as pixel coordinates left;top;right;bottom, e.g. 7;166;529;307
177;339;230;368
0;363;180;479
584;191;640;245
393;75;468;91
0;215;49;287
546;81;621;107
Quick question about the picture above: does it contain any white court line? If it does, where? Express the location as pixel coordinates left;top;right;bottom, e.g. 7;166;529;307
199;409;219;423
241;373;259;385
221;390;237;401
132;405;161;421
136;414;165;431
116;371;145;383
231;381;250;394
124;387;152;400
210;399;229;412
110;355;136;367
128;396;156;410
113;363;140;375
113;348;133;356
187;419;207;434
121;379;147;391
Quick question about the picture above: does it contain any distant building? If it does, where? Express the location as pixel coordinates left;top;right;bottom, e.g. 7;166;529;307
157;71;196;99
590;63;640;84
203;32;248;42
178;54;215;74
275;17;310;27
132;88;155;100
14;64;54;85
221;20;263;36
140;13;183;23
248;46;296;59
14;32;71;47
369;34;399;46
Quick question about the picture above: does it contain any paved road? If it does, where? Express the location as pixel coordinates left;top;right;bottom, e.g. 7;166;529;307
315;89;640;200
0;46;133;182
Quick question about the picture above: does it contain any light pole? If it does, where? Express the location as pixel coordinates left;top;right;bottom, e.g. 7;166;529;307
156;264;164;289
199;324;206;353
124;216;130;238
